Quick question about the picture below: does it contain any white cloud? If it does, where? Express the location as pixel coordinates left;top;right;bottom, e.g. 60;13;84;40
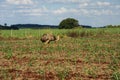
52;6;116;16
87;9;113;16
18;6;32;9
80;9;89;14
53;7;80;15
115;5;120;9
1;0;118;17
53;7;67;14
69;9;78;13
96;1;111;6
0;4;8;7
80;1;111;8
101;9;113;15
14;6;49;16
79;2;88;8
27;13;43;16
6;0;34;5
47;0;90;3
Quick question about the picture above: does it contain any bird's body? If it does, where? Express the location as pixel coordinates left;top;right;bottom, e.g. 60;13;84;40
41;33;59;44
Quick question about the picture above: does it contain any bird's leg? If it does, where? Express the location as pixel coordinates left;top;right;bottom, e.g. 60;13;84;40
45;40;50;44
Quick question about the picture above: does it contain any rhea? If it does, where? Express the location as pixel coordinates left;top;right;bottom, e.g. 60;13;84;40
41;33;59;44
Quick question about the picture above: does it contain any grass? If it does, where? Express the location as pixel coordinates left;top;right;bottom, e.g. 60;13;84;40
112;72;120;80
0;28;120;80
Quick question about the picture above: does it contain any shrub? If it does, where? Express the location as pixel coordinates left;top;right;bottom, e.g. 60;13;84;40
59;18;79;29
67;31;79;38
67;30;94;38
80;31;94;37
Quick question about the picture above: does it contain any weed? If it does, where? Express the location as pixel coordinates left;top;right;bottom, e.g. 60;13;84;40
28;59;33;66
57;68;70;80
109;64;119;71
80;30;94;37
111;72;120;80
38;69;45;75
84;67;98;78
4;49;13;59
67;31;79;38
0;69;13;80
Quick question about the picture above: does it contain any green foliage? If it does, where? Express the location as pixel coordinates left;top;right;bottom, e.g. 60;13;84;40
105;25;120;28
57;68;70;80
59;18;79;29
4;51;13;60
66;30;95;38
67;31;80;38
112;72;120;80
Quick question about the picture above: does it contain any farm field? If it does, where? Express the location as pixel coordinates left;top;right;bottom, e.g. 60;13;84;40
0;28;120;80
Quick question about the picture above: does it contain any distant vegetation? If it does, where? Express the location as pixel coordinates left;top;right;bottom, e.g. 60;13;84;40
104;25;120;28
0;18;120;30
0;25;19;30
0;24;58;30
59;18;79;29
0;23;93;30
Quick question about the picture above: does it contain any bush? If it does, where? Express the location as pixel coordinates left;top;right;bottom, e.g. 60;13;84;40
67;30;94;38
59;18;79;29
80;31;94;37
105;25;120;28
67;31;79;38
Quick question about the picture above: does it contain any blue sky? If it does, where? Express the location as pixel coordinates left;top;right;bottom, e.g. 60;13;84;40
0;0;120;27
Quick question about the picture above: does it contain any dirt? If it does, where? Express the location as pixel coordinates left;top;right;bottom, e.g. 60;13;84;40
0;55;112;80
0;36;119;80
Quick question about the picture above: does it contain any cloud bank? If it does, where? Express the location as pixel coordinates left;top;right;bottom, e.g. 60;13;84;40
0;0;120;26
6;0;34;5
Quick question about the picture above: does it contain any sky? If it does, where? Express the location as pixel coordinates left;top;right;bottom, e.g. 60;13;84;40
0;0;120;27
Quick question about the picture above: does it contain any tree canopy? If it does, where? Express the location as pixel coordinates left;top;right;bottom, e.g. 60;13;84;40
59;18;79;29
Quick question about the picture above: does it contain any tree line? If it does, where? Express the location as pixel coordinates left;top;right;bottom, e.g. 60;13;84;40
0;23;19;30
104;25;120;28
0;24;58;30
0;18;119;30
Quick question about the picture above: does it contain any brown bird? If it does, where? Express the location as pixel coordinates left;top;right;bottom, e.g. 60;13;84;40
41;33;59;44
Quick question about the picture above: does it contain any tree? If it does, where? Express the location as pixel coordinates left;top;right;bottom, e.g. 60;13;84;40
105;25;120;28
4;23;7;27
59;18;79;29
